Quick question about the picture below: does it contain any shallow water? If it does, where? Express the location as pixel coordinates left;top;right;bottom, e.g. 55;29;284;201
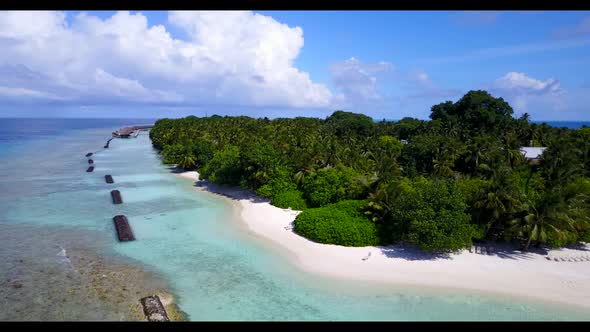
0;119;588;321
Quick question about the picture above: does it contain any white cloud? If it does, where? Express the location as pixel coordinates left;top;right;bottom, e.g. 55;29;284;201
0;86;66;100
490;72;566;115
330;57;392;108
493;72;562;95
328;58;463;121
0;11;332;108
402;69;461;99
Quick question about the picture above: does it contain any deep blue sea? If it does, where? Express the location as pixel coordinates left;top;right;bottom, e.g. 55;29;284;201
0;118;588;321
533;121;590;129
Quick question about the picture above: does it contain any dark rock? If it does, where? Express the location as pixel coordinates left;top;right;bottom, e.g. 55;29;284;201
86;166;94;172
111;190;123;204
113;215;134;242
140;295;169;322
88;159;94;164
85;153;93;157
12;282;23;289
105;175;114;184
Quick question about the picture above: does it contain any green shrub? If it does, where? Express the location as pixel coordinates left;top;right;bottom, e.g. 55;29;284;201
256;184;275;198
191;138;215;166
456;177;491;206
390;179;477;252
326;110;375;137
199;145;242;185
326;199;368;218
407;209;477;252
270;190;308;210
293;200;380;247
161;144;187;164
240;141;284;189
303;166;365;207
255;167;297;198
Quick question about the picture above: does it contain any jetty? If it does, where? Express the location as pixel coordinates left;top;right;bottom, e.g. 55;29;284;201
104;138;113;148
140;295;169;322
105;175;114;184
113;215;134;241
111;190;123;204
112;125;153;138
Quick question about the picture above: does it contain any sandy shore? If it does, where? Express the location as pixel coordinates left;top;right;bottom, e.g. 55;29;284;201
177;170;590;310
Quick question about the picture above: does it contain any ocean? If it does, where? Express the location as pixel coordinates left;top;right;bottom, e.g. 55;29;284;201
0;118;588;321
533;121;590;129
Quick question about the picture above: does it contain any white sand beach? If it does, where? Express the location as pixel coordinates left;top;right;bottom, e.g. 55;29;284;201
178;170;590;310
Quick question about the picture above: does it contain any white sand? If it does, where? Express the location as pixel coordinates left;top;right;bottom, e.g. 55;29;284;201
178;170;590;310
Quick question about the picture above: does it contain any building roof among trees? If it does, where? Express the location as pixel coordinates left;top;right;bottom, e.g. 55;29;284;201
520;147;546;160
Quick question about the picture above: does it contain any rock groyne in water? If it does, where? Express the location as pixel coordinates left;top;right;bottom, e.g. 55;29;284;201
111;190;122;204
140;295;170;321
113;215;134;242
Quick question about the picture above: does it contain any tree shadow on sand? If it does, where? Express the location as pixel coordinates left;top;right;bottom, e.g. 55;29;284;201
379;241;551;261
564;242;590;252
482;243;546;260
379;245;452;261
167;166;186;174
192;178;269;204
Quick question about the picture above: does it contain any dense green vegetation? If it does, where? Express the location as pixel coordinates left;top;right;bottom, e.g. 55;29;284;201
150;90;590;253
293;200;380;246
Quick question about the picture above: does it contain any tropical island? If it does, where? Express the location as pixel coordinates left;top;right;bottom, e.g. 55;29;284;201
147;90;590;309
3;9;590;321
150;90;590;253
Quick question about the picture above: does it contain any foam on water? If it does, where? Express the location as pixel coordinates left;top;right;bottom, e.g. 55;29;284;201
0;122;589;321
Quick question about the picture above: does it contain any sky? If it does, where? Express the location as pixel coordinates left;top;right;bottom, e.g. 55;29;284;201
0;10;589;121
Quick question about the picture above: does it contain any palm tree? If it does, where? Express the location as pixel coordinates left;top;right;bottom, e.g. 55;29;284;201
542;138;583;187
177;153;197;170
294;167;315;187
474;167;526;238
510;190;576;251
433;156;454;177
516;113;533;145
433;139;464;178
503;132;525;168
464;136;499;176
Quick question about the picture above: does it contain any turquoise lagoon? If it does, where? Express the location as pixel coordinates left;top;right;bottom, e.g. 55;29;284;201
0;119;588;321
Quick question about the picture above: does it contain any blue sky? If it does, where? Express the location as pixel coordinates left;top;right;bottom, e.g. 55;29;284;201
0;11;589;120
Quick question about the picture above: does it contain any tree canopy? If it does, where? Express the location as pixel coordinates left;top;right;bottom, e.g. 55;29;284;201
150;90;590;252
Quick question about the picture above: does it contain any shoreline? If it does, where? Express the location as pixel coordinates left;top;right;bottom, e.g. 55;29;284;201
0;222;186;321
176;170;590;312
